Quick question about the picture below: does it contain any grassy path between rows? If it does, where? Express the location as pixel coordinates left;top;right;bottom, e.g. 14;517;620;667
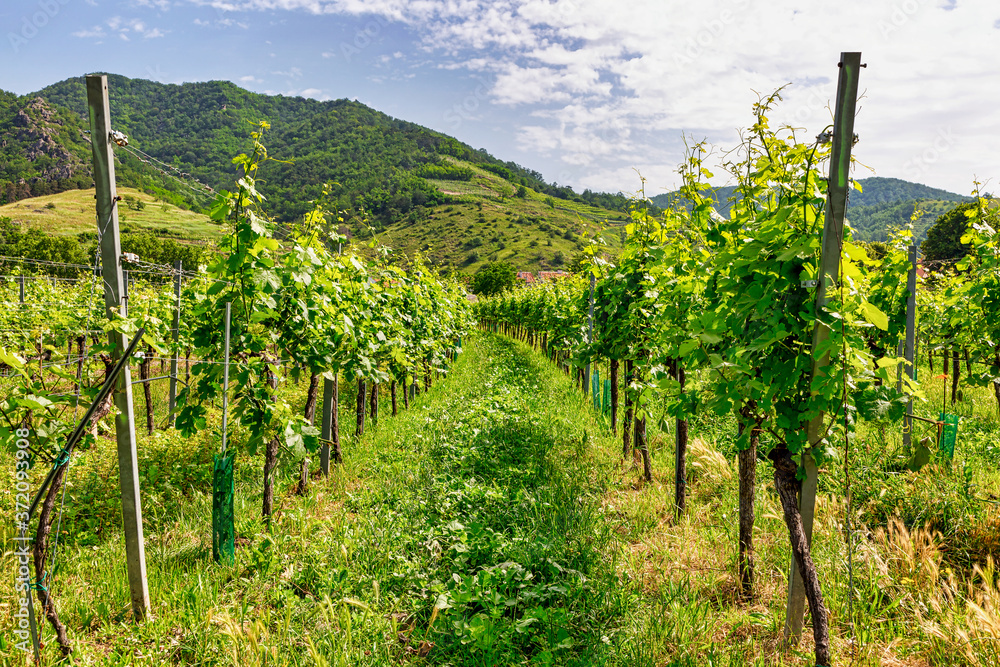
11;332;979;666
2;334;637;666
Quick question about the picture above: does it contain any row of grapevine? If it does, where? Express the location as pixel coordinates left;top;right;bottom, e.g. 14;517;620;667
1;125;473;657
475;94;922;666
917;199;1000;415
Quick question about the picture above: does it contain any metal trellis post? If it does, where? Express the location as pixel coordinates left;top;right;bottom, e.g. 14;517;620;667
784;51;862;644
168;260;182;426
903;246;917;449
585;273;595;396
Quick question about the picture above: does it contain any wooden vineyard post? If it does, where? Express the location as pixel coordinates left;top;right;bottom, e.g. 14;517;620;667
356;379;366;438
902;246;917;450
168;260;182;427
784;52;862;645
610;359;619;435
320;374;340;474
86;74;150;620
675;361;687;520
592;368;601;412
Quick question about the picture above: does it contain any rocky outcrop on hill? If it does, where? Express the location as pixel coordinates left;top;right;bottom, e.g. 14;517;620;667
0;96;91;204
15;97;86;181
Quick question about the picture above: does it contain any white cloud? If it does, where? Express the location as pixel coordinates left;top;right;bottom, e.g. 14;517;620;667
195;16;249;27
73;26;107;38
239;75;262;83
264;86;331;101
181;0;1000;193
94;15;169;40
272;66;303;79
134;0;172;9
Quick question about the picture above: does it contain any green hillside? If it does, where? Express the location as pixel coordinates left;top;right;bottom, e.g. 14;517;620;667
0;74;632;272
0;187;219;241
31;75;632;218
9;74;974;271
846;198;962;244
380;159;625;273
846;176;969;207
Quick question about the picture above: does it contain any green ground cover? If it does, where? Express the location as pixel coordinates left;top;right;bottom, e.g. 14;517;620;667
3;334;1000;665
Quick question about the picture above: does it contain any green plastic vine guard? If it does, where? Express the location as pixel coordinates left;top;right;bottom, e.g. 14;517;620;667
937;412;959;460
592;369;601;411
212;452;236;563
603;379;611;415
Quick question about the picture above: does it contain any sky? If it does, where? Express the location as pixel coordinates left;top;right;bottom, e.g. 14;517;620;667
2;0;999;199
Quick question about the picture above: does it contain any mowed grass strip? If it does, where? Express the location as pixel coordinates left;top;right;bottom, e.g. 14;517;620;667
0;334;634;666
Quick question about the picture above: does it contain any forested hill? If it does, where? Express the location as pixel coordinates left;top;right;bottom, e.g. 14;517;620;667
846;177;969;207
650;176;970;244
3;74;631;226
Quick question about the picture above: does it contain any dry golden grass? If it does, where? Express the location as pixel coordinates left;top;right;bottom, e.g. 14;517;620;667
597;434;1000;666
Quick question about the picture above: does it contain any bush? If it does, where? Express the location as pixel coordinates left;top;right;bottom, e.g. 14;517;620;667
471;261;517;296
414;163;475;181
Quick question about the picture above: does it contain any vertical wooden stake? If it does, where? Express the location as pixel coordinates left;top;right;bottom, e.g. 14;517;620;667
903;245;917;449
320;374;340;474
675;361;687;520
168;260;182;426
86;74;150;621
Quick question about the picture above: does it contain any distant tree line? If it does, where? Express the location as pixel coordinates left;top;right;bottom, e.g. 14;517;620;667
0;217;206;278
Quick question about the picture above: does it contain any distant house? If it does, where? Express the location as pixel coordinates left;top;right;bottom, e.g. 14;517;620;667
516;271;536;284
537;270;570;282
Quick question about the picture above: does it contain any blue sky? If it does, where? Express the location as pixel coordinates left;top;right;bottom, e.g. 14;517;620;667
3;0;999;198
